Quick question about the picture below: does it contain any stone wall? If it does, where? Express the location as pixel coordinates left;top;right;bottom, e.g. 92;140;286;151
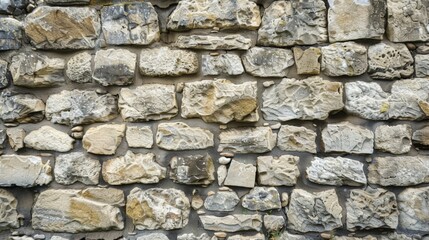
0;0;429;239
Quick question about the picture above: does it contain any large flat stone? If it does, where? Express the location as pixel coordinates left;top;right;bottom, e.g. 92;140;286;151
321;42;368;76
170;154;214;185
277;125;317;153
92;49;136;86
257;155;300;186
224;160;256;188
202;54;244;76
82;124;125;155
0;155;52;187
322;122;374;154
175;35;252;50
199;214;262;232
0;18;23;50
398;186;429;231
24;126;74;152
0;91;45;124
218;127;276;153
242;47;294;77
156;122;214;150
54;152;100;185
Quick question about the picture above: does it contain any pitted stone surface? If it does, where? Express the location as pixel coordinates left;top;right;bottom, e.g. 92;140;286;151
24;126;74;152
125;126;153;148
322;122;374;154
257;155;300;186
0;155;52;187
277;125;317;153
242;47;294;77
92;49;136;86
170;154;214;185
321;42;368;76
204;189;239;212
0;189;19;231
202;54;244;76
175;35;252;50
156;122;214;150
0;91;45;124
55;152;101;185
218;127;276;153
66;52;92;83
374;124;412;154
0;18;23;51
199;214;262;232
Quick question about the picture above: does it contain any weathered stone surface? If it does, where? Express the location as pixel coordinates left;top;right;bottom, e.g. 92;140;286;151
54;152;100;185
293;47;321;75
0;155;51;187
125;126;153;148
156;122;214;150
101;2;159;45
257;155;300;186
204;189;239;212
224;160;256;188
264;215;285;233
287;189;343;233
0;189;19;231
368;156;429;186
24;126;74;152
32;188;124;233
0;129;5;153
242;187;281;211
321;42;368;76
177;233;210;240
167;0;260;30
0;0;28;15
126;187;190;230
175;35;252;50
217;165;227;186
328;0;386;42
170;154;214;185
412;126;429;148
307;157;367;186
375;124;412;154
103;151;166;185
228;234;265;240
218;127;276;153
415;54;429;77
398;186;429;231
45;0;90;5
367;42;414;80
347;187;398;231
277;125;317;153
199;214;262;232
0;91;45;124
278;231;313;240
82;124;125;155
242;47;294;77
136;233;169;240
322;122;374;154
202;54;244;76
10;52;65;87
6;128;25;151
182;79;257;124
0;60;10;89
262;77;344;121
0;18;22;51
24;6;100;49
66;52;92;83
258;0;327;46
93;49;136;86
45;90;118;126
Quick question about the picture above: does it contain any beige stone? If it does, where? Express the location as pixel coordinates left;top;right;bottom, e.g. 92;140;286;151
293;47;321;75
82;124;125;155
257;155;300;186
156;122;214;150
24;126;74;152
125;126;153;148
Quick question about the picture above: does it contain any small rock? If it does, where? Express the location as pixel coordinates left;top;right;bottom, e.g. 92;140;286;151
264;215;285;232
281;192;289;207
199;214;262;232
242;187;281;211
398;186;429;231
24;126;74;152
242;47;294;77
218;127;276;153
277;125;317;153
125;126;153;148
93;49;136;86
177;233;211;240
156;122;214;150
417;45;429;54
293;47;321;75
257;155;300;186
66;52;92;83
270;123;281;130
202;54;244;76
204;189;239;212
218;157;231;165
374;124;412;154
70;132;83;139
322;122;374;154
263;81;275;88
6;128;25;151
170;154;215;185
136;233;169;240
217;165;227;186
321;42;368;76
45;0;90;5
227;234;264;240
71;126;83;132
191;192;204;210
176;82;185;93
82;124;125;155
175;35;252;50
224;160;256;188
214;232;227;238
55;152;101;185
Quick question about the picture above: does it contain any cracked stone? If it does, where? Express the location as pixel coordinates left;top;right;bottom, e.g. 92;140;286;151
204;189;239;212
156;122;214;150
242;47;294;77
0;155;52;187
218;127;276;153
293;47;321;75
24;126;74;152
202;54;244;76
224;160;256;188
277;125;317;153
0;189;19;231
322;122;374;154
321;42;368;76
257;155;300;186
199;214;262;232
54;152;100;185
242;187;281;211
415;54;429;77
0;91;45;124
170;154;214;186
375;124;412;154
398;186;429;231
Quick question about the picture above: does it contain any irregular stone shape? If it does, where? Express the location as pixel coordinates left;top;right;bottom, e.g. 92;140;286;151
103;151;166;185
10;52;65;87
45;90;118;126
54;152;100;185
264;215;285;233
218;127;276;153
0;189;19;230
24;126;74;152
177;233;211;240
170;154;214;185
167;0;260;30
224;160;256;188
202;54;244;76
6;128;25;151
0;0;28;15
0;91;45;124
398;186;429;231
0;60;10;89
156;122;214;150
0;155;52;187
242;187;281;211
412;126;429;148
347;187;398;231
32;188;124;233
262;77;344;121
257;0;327;46
0;18;22;50
125;126;153;148
82;124;125;155
387;0;429;42
182;79;258;124
277;125;317;153
101;2;159;45
287;189;343;233
293;47;321;75
136;233;169;240
307;157;367;186
204;189;239;212
228;234;265;240
415;54;429;77
328;0;386;42
0;129;5;152
242;47;294;77
367;42;414;80
217;165;227;186
66;52;92;83
199;214;262;232
175;35;252;50
321;42;368;76
322;122;374;154
92;49;136;86
257;155;300;186
126;187;190;230
278;231;313;240
119;84;177;121
24;6;100;49
45;0;90;5
368;156;429;186
375;124;412;154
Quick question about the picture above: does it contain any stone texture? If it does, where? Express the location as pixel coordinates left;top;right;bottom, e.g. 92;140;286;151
181;79;258;124
0;155;51;187
175;35;252;50
177;233;210;240
6;128;25;151
0;18;23;50
136;233;169;240
412;126;429;148
242;47;294;77
398;186;429;231
217;165;227;186
170;154;214;185
32;188;124;233
66;52;92;83
321;42;368;76
0;0;28;15
119;84;177;122
293;47;321;75
126;187;190;230
0;91;45;124
24;126;74;152
416;54;429;77
322;122;374;154
257;155;300;186
287;189;343;233
368;156;429;186
227;234;265;240
258;0;327;46
264;215;285;233
204;189;239;212
82;124;125;155
45;90;118;126
224;160;256;188
277;125;317;153
93;49;136;86
367;42;414;80
199;214;262;232
24;6;100;49
156;122;214;150
307;157;367;186
45;0;90;5
101;2;160;45
103;151;166;185
0;60;10;89
375;124;412;154
262;77;344;121
0;189;19;231
202;54;244;76
242;187;281;211
54;152;100;185
218;127;276;153
125;126;153;148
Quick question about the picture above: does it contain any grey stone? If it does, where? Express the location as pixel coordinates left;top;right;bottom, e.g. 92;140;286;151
66;52;92;83
54;152;101;185
0;91;45;124
257;155;300;186
264;215;285;233
0;0;28;15
0;60;10;89
412;126;429;147
202;54;244;76
322;122;374;154
177;233;211;240
6;128;25;151
293;47;321;75
82;124;125;155
199;214;262;232
278;232;313;240
277;125;317;153
321;42;368;76
136;233;169;240
375;124;412;154
224;160;256;188
175;35;252;50
125;126;153;148
45;0;90;5
218;127;276;153
0;155;52;187
415;54;429;77
93;49;136;86
156;122;214;150
0;18;22;50
242;187;281;211
398;186;429;231
242;47;294;77
204;189;239;212
0;129;6;152
0;189;19;231
24;126;74;152
228;234;265;240
217;165;227;186
170;154;215;185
